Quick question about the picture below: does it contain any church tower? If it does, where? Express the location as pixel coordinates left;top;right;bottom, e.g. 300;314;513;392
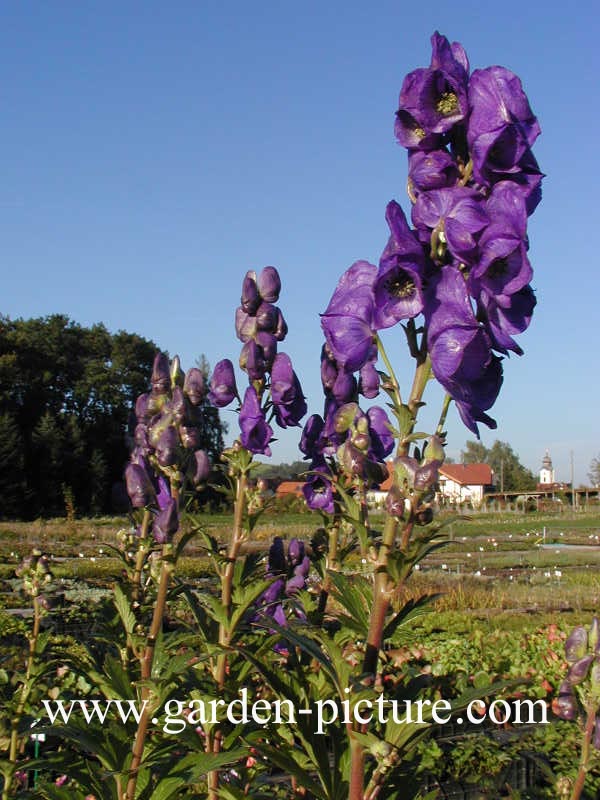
539;451;555;485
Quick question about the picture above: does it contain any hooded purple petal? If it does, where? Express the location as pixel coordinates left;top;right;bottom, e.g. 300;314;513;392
239;386;273;456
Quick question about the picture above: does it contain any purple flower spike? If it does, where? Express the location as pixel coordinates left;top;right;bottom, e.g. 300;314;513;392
154;497;179;543
151;353;171;394
125;463;156;508
257;266;282;303
239;386;273;456
373;201;426;329
183;368;206;405
209;359;238;407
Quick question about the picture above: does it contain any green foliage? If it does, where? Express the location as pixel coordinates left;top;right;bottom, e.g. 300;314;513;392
462;439;538;491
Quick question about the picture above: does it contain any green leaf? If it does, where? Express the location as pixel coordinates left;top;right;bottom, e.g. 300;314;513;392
113;584;135;637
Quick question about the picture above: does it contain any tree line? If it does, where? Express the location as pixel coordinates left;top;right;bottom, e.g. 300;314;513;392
0;315;224;519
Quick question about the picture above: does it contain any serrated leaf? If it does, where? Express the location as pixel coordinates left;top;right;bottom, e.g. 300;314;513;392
113;584;135;638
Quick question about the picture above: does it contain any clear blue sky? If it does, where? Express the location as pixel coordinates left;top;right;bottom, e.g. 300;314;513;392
2;1;598;485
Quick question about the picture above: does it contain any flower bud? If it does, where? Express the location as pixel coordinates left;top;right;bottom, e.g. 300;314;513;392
125;463;156;508
385;485;406;518
179;425;201;450
168;386;187;424
256;302;278;332
170;355;184;389
240;340;267;381
590;617;600;652
423;435;445;464
154;497;179;543
183;368;206;405
288;539;305;568
191;450;210;484
568;655;594;685
268;537;286;575
257;266;281;303
156;426;179;467
256;332;277;367
135;393;151;422
334;403;359;434
209;359;238;407
151;353;171;394
566;626;588;663
359;360;379;399
241;270;260;314
274;309;288;341
235;307;258;342
554;680;576;721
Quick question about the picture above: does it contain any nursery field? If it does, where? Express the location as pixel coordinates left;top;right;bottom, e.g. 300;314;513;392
3;511;600;799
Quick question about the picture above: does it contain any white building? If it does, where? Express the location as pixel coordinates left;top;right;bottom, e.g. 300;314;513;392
539;451;555;485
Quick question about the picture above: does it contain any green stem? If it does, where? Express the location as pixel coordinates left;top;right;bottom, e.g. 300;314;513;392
570;707;596;800
132;510;151;603
4;596;41;800
436;394;452;436
126;543;173;800
209;470;248;800
376;334;403;408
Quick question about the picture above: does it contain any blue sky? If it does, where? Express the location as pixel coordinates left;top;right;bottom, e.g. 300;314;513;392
1;1;598;485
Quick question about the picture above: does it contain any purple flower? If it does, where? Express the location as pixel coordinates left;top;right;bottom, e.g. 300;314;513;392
268;537;286;575
270;353;307;428
566;626;588;663
358;359;379;399
395;32;469;146
183;368;206;405
321;261;378;371
156;426;179;467
287;538;305;568
151;353;171;394
300;414;325;459
191;450;210;484
366;406;394;461
235;307;258;342
154;497;179;543
467;66;541;186
135;393;151;422
125;462;155;508
395;456;441;490
241;270;260;314
425;267;503;435
274;308;288;341
257;266;282;303
474;279;535;358
156;476;171;510
256;302;278;332
554;680;576;721
209;359;238;407
240;339;267;381
408;149;459;194
373;201;426;329
179;424;200;450
412;187;488;264
239;386;273;456
303;461;334;513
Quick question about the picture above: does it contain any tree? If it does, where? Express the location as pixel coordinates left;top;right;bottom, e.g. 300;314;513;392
0;412;27;517
589;455;600;488
461;439;537;491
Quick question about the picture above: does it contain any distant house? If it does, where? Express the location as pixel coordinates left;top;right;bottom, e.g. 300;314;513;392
437;463;493;507
275;481;305;499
